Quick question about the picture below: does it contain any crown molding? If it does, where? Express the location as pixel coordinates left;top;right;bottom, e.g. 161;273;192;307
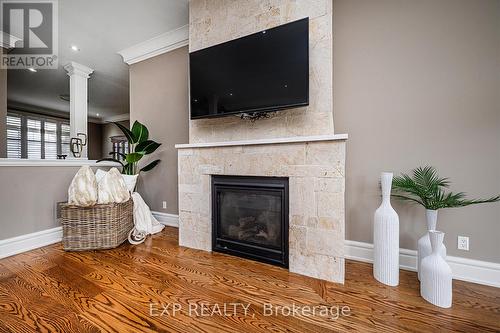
118;25;188;65
102;113;130;123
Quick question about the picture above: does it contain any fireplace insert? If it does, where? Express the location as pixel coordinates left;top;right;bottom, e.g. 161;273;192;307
212;176;289;267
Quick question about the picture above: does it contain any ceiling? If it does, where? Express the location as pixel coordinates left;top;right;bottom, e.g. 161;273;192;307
7;0;189;120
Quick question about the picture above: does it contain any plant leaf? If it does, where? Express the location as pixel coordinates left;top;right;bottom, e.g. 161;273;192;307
114;122;136;143
391;166;500;209
123;163;134;175
390;194;425;206
135;140;161;154
126;152;145;163
140;159;161;172
131;120;149;143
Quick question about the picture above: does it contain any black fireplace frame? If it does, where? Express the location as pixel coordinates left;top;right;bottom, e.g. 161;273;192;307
212;175;289;268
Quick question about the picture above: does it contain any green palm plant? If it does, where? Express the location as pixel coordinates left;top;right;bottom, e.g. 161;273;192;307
97;121;161;175
391;166;499;210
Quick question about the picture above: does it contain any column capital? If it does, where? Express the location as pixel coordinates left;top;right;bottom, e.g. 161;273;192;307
64;61;94;78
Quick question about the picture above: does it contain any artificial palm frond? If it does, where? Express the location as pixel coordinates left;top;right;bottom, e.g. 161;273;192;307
391;166;500;210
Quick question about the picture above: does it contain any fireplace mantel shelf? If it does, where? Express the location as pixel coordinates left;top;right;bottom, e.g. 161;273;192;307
175;134;348;150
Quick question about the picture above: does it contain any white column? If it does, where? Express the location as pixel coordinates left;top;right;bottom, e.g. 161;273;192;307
63;62;94;159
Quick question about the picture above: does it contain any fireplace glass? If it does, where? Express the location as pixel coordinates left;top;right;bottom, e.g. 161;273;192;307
212;176;289;267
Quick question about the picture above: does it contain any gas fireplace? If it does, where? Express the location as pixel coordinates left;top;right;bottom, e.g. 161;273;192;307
212;176;289;267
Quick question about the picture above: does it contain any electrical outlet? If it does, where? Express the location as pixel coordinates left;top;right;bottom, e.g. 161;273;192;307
55;201;65;219
162;201;167;209
457;236;469;251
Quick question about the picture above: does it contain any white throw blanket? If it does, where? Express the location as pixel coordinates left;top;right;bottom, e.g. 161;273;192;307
128;192;165;245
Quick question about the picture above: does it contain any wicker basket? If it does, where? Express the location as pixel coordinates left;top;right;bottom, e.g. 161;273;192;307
61;199;134;251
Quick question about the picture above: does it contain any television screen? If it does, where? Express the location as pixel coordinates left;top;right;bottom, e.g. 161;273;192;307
189;18;309;119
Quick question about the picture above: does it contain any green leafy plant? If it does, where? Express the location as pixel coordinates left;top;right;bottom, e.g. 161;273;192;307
391;166;499;210
97;121;161;175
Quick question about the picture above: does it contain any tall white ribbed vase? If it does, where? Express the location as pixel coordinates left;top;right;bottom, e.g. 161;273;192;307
420;230;452;308
417;209;447;280
373;172;400;286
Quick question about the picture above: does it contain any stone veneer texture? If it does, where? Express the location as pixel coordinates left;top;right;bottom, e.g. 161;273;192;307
178;140;346;283
189;0;334;143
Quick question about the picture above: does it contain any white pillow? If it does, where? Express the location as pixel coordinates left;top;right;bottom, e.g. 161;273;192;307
95;168;107;183
68;166;98;206
96;169;138;193
97;168;130;204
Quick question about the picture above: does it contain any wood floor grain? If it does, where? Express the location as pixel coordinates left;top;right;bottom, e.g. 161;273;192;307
0;227;499;332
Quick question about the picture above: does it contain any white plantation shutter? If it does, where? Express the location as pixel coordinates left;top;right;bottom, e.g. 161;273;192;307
27;119;42;159
6;115;22;158
61;123;71;156
6;112;71;159
44;121;58;159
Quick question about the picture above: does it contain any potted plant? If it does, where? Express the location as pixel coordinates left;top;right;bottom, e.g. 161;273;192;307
97;121;161;175
391;166;499;278
97;120;162;245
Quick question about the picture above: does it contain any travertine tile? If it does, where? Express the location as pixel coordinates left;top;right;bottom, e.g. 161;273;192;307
318;216;344;231
177;140;346;283
289;225;307;252
307;228;343;257
279;164;343;178
306;142;345;166
316;192;344;218
189;0;334;142
289;177;316;216
314;177;345;193
182;0;344;283
290;215;306;226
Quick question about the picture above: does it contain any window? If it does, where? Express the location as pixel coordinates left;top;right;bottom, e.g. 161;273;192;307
27;119;42;159
44;121;58;159
6;112;70;159
6;115;22;158
61;123;71;157
110;135;129;161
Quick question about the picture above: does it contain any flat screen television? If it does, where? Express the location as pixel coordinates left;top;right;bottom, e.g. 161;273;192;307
189;18;309;119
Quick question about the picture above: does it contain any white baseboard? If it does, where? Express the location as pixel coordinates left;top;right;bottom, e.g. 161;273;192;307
0;213;178;259
0;227;62;259
152;211;179;228
345;240;500;288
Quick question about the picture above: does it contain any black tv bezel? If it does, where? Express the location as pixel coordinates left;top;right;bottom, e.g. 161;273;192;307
189;17;309;120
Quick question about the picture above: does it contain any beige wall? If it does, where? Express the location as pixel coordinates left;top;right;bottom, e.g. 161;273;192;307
0;64;6;158
0;166;107;240
333;0;500;262
130;47;189;214
189;0;334;143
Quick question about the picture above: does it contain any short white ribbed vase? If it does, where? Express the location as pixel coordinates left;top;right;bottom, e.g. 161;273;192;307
373;172;400;286
417;209;447;280
420;230;452;308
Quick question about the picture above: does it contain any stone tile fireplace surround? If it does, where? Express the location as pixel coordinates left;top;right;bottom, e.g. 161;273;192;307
176;135;347;283
180;0;346;283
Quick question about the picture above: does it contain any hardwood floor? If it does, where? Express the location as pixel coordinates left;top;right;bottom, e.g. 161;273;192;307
0;227;498;332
